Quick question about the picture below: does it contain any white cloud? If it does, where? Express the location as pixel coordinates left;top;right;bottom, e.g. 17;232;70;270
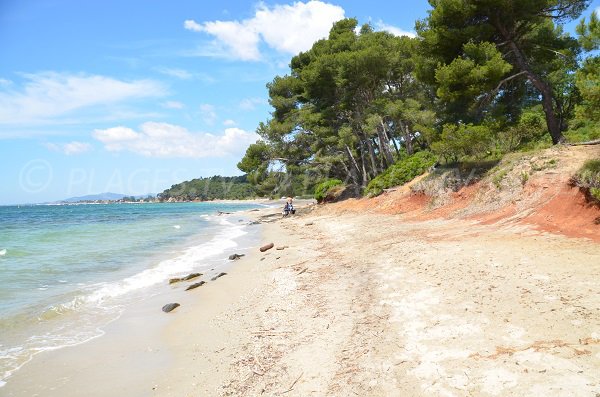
45;141;92;155
0;72;167;125
374;20;416;38
200;19;262;60
162;101;185;109
223;119;237;126
0;78;12;86
185;1;345;61
184;19;202;32
596;6;600;15
239;97;265;111
199;103;217;125
155;67;193;79
92;122;258;158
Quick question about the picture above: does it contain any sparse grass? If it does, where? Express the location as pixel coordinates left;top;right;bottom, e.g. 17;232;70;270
365;151;437;197
532;159;557;172
520;171;529;186
493;168;509;190
571;159;600;205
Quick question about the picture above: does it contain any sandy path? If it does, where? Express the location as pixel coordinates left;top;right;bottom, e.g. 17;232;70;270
194;210;600;396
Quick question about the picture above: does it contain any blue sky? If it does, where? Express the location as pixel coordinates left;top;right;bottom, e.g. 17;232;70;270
1;0;599;204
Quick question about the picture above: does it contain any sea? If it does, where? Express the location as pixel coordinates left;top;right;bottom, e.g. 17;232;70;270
0;202;263;387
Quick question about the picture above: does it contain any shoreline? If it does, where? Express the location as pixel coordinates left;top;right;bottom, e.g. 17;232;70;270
0;203;279;394
3;201;599;396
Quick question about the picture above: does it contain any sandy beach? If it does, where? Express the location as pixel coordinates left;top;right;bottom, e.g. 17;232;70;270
4;199;599;396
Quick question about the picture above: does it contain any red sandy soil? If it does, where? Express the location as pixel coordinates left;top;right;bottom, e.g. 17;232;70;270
329;146;600;243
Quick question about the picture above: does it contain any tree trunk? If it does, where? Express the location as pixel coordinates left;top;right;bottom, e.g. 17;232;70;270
358;142;370;186
365;137;379;175
385;123;401;157
341;158;359;186
345;145;362;186
378;119;395;166
493;21;566;144
398;121;414;155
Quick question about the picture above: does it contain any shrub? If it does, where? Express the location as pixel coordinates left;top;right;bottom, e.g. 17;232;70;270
572;159;600;204
365;151;437;197
499;106;549;152
431;123;493;163
314;179;344;203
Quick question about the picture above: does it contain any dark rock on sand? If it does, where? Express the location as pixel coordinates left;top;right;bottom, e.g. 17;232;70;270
162;303;180;313
169;272;202;284
183;272;202;280
229;253;245;260
211;272;227;281
260;243;275;252
185;281;206;291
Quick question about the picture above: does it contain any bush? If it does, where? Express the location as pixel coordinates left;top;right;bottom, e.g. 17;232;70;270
498;106;549;152
572;159;600;203
365;151;437;197
565;121;600;143
314;179;344;203
431;123;494;163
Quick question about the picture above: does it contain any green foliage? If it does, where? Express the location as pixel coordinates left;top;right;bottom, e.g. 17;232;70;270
573;57;600;125
431;123;494;162
418;0;587;143
158;175;257;201
565;120;600;142
314;179;344;203
235;7;600;203
365;151;437;197
572;159;600;203
498;106;549;151
435;41;513;107
576;10;600;51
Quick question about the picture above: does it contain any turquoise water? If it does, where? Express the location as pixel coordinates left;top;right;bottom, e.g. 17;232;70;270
0;202;261;386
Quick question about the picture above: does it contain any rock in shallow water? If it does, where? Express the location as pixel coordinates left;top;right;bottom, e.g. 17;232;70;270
211;272;227;281
169;272;202;284
228;253;245;260
185;281;206;291
183;272;202;281
162;303;180;313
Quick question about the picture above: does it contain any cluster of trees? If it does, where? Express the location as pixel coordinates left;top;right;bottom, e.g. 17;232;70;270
238;0;600;197
157;176;257;201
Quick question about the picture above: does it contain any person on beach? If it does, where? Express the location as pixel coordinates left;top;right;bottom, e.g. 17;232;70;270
282;197;295;217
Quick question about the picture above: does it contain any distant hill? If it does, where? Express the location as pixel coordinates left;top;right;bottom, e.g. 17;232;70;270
61;192;127;202
158;175;257;201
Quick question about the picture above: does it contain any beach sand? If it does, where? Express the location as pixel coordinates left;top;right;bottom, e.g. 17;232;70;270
3;203;600;396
